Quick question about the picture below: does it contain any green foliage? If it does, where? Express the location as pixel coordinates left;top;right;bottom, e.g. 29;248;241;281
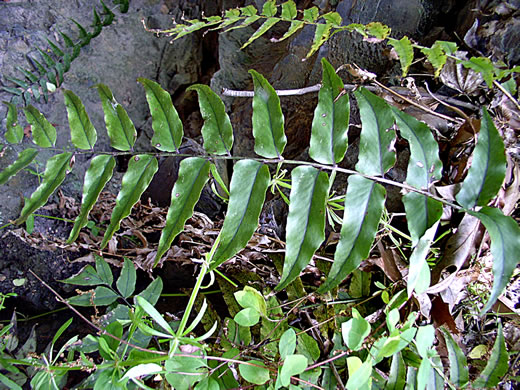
1;0;129;110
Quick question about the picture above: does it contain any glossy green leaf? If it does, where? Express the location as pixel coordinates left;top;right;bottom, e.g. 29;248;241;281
354;87;396;175
15;152;72;224
211;160;270;269
421;43;447;78
0;148;38;186
473;323;508;388
239;361;270;385
234;286;267;317
341;308;371;351
407;222;438;296
440;327;469;388
415;325;435;358
100;155;158;249
456;108;506;209
403;192;443;247
306;23;333;59
122;364;162;381
365;22;391;39
461;57;495;87
234;307;260;327
297;332;320;364
138;78;183;152
318;175;385;292
165;354;207;390
470;207;520;313
0;373;22;390
96;83;136;151
310;58;350;165
68;286;118;306
281;1;297;19
250;70;286;158
241;18;281;49
68;155;115;243
281;354;308;387
23;105;57;147
63;90;97;149
277;20;305;42
346;356;373;390
155;157;210;263
187;84;233;155
416;357;432;390
116;258;136;298
60;265;104;286
392;106;442;190
386;352;406;390
137;277;163;306
280;328;297;359
388;37;414;77
95;255;113;286
303;7;319;22
4;102;23;144
277;166;328;290
261;0;277;16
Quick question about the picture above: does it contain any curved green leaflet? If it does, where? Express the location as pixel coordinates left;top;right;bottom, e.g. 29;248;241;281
470;207;520;314
388;36;414;77
309;58;350;165
318;175;385;293
250;70;287;158
386;352;406;390
96;83;136;151
241;18;280;49
4;102;23;144
187;84;233;155
0;148;38;186
407;221;439;296
277;166;328;290
277;20;305;42
354;87;395;175
15;152;73;224
307;23;333;59
138;78;183;152
155;157;210;264
421;43;447;78
403;192;443;247
456;108;506;209
63;90;97;150
117;258;136;299
67;155;116;243
23;105;57;147
281;1;297;19
473;323;508;388
100;154;158;249
210;160;270;269
440;328;469;388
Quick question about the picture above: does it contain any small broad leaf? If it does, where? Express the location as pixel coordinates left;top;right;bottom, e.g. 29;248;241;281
277;166;328;290
234;286;267;317
386;352;406;390
461;57;495;87
15;152;72;224
297;332;321;364
402;192;442;247
68;286;118;306
342;308;371;351
364;22;391;39
421;43;447;78
165;354;207;390
100;155;158;249
116;258;136;298
318;175;385;292
303;7;319;22
388;36;414;77
60;265;104;286
310;58;350;165
234;307;260;327
0;148;38;186
138;277;163;306
97;83;136;151
23;105;57;147
456;108;506;209
346;356;373;390
250;70;286;158
122;364;162;380
211;160;270;269
187;84;233;155
138;78;183;152
4;102;23;144
281;1;297;19
155;157;210;264
415;325;435;358
67;155;115;243
279;329;297;359
306;23;332;59
63;90;97;149
473;322;508;388
261;0;277;16
95;255;113;286
280;354;308;387
241;17;281;49
470;207;520;313
392;106;442;190
407;222;439;296
440;327;469;388
239;360;270;385
136;296;175;336
354;87;396;175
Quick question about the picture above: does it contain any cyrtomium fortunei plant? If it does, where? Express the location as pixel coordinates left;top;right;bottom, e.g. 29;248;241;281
2;57;519;314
